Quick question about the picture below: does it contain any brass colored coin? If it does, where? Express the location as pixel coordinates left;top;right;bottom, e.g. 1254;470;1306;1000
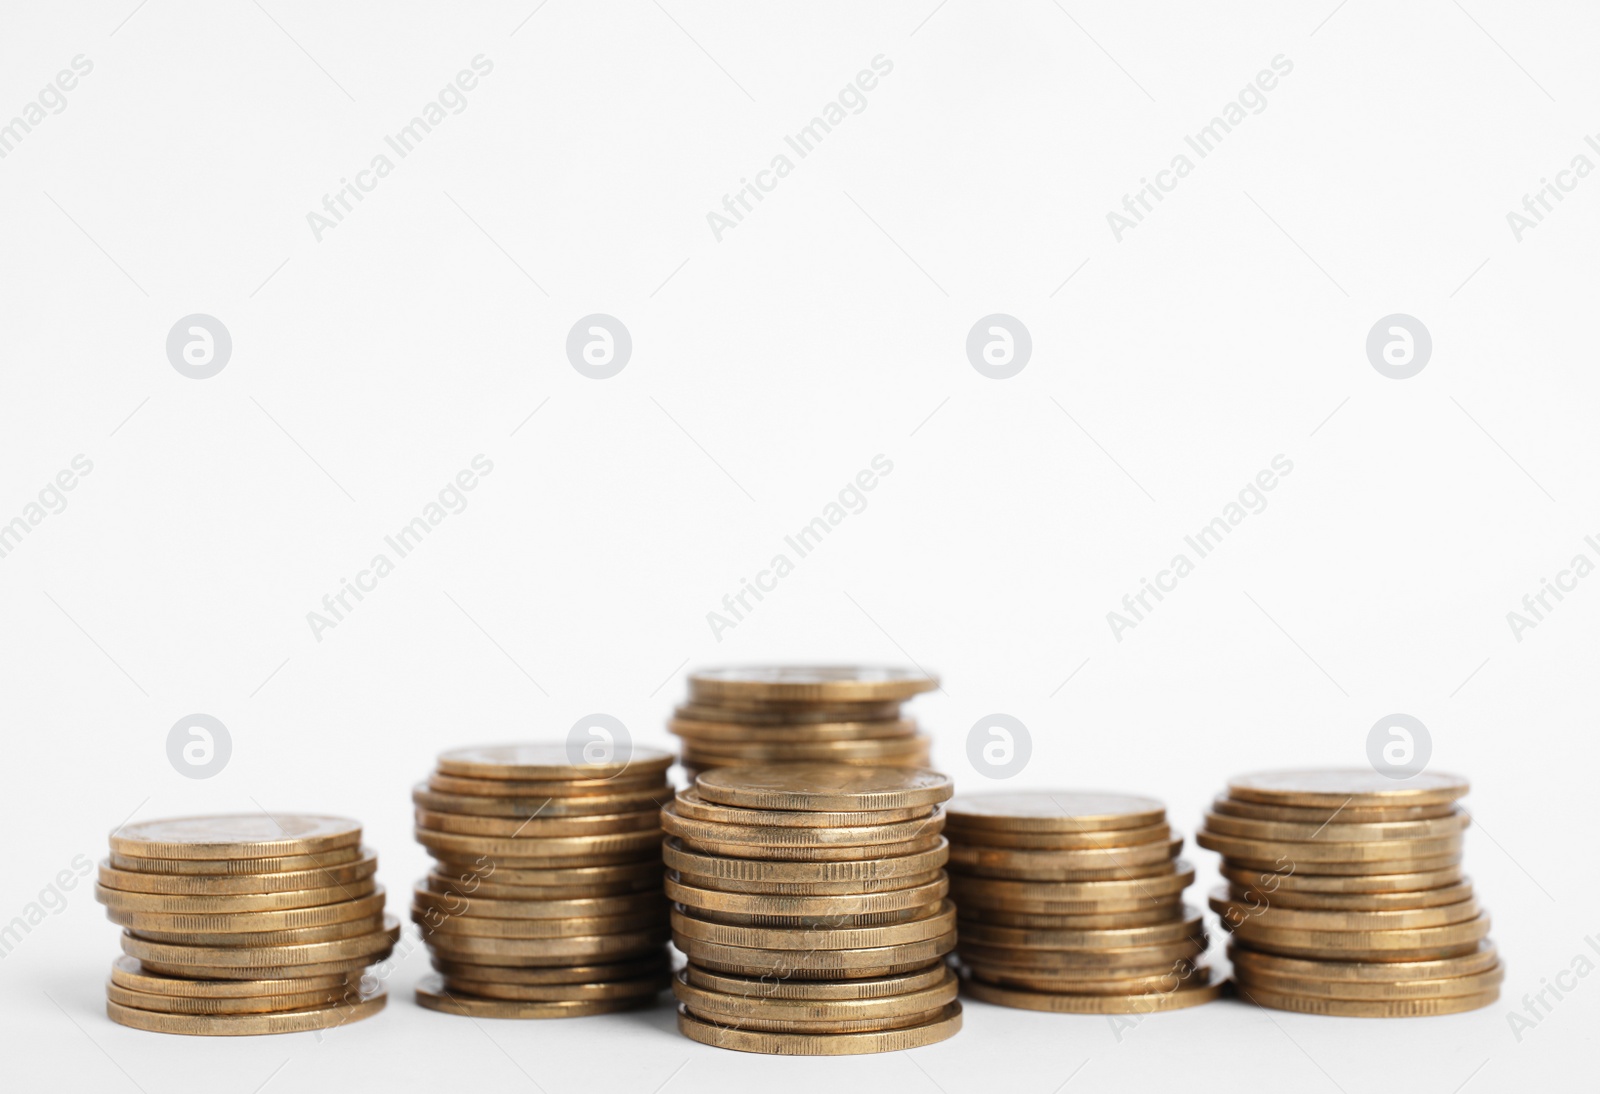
110;815;362;860
441;973;670;1002
415;975;654;1017
414;809;660;838
958;937;1207;971
678;935;957;977
675;833;945;864
663;837;947;882
1227;880;1475;911
667;876;947;917
671;868;943;898
670;717;918;743
1233;983;1499;1016
946;791;1165;833
673;967;958;1020
426;872;661;902
676;1000;961;1055
957;909;1204;951
662;802;944;848
675;701;904;725
961;976;1221;1013
414;827;662;860
137;953;385;980
1226;769;1470;808
1210;888;1481;931
1219;857;1463;882
108;955;352;998
671;901;955;950
672;788;930;828
1226;941;1501;981
962;961;1209;996
947;863;1193;913
686;904;940;931
688;665;938;704
412;784;671;817
414;908;664;939
429;772;667;798
948;836;1182;878
683;962;950;1000
1228;912;1492;953
1235;964;1505;1000
121;916;401;967
425;928;670;963
435;743;675;781
696;764;954;812
1202;811;1468;843
105;889;387;934
429;859;662;889
683;1006;947;1035
1212;797;1460;824
106;846;363;876
958;904;1181;930
96;879;375;914
129;913;385;947
106;981;352;1015
946;822;1172;851
97;855;377;895
679;737;932;763
106;985;385;1034
430;956;670;984
1195;830;1463;864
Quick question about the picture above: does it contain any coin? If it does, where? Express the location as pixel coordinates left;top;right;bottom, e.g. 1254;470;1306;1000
671;901;955;950
106;846;364;875
97;855;378;896
110;816;362;860
108;955;352;998
663;837;948;882
943;823;1171;851
962;961;1209;996
95;879;376;914
957;909;1205;951
412;785;671;817
670;718;919;742
1226;879;1475;911
672;788;930;828
1210;887;1481;931
670;867;944;898
429;772;667;798
1225;942;1501;981
948;835;1183;876
1195;830;1463;864
957;904;1182;930
1202;811;1468;843
107;985;386;1034
106;981;353;1015
441;974;670;1002
947;864;1194;912
435;743;675;781
415;975;655;1017
667;876;948;917
1218;863;1465;893
688;666;938;704
415;809;662;837
1211;797;1460;824
129;913;385;947
678;935;956;977
675;833;946;863
104;889;387;934
136;953;386;980
424;928;671;962
695;765;954;812
673;966;957;1019
961;976;1222;1013
1235;965;1505;1000
414;827;662;860
676;1000;961;1054
429;956;670;984
1233;983;1500;1017
947;792;1166;833
415;908;665;939
957;938;1207;971
1227;912;1493;953
1226;769;1470;808
120;916;401;967
683;963;951;1000
662;802;944;848
675;701;904;725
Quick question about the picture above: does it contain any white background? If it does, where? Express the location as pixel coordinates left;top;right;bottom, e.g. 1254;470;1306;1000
1;1;1595;1090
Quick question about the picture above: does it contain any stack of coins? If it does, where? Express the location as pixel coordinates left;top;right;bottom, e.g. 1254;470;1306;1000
410;743;676;1018
1198;769;1501;1016
669;667;938;780
666;764;963;1054
94;815;394;1035
945;791;1218;1014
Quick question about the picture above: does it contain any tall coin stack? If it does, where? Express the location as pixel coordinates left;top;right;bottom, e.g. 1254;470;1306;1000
669;666;938;780
95;815;394;1035
411;743;675;1017
666;764;964;1054
1198;769;1501;1016
946;792;1219;1013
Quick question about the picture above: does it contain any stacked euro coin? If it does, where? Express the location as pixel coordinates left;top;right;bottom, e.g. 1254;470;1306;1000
94;815;394;1035
669;666;938;779
666;764;963;1054
946;791;1219;1013
411;743;675;1017
1199;769;1501;1016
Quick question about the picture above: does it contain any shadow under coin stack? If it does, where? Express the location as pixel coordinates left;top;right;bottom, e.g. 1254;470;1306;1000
668;667;938;781
411;743;675;1017
95;815;394;1035
1199;769;1501;1016
666;764;963;1054
946;791;1219;1013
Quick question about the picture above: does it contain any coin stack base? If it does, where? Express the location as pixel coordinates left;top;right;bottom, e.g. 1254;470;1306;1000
95;815;393;1035
668;764;962;1054
1199;769;1501;1016
670;667;939;779
946;791;1219;1014
413;743;675;1017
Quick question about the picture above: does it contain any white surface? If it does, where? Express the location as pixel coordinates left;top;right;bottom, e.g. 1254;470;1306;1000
1;1;1593;1090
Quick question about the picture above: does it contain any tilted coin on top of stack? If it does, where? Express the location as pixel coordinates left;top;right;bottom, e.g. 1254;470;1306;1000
945;791;1219;1014
94;814;395;1035
1198;769;1502;1016
666;763;963;1054
669;666;938;781
411;743;676;1018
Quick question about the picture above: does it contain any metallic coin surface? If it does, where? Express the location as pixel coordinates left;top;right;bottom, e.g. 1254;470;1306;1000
947;792;1166;833
105;986;385;1034
1226;769;1470;808
435;743;674;781
110;816;362;860
695;765;954;812
688;666;939;704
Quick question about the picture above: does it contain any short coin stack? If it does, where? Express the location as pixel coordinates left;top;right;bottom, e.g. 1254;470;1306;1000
1199;769;1501;1016
411;743;675;1017
95;815;394;1035
946;791;1219;1013
669;666;938;780
666;764;963;1054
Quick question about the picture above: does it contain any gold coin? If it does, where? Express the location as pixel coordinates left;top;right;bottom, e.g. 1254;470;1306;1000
1227;912;1492;954
672;788;930;828
108;954;352;997
106;985;385;1034
960;976;1221;1013
682;1006;947;1035
675;701;904;725
430;955;670;984
136;953;385;980
1212;797;1461;824
96;878;375;914
683;962;949;1000
414;827;662;860
441;973;670;1001
958;937;1207;971
1218;863;1464;890
956;909;1204;951
947;791;1166;833
947;862;1194;912
670;717;919;743
1233;982;1499;1016
678;935;956;977
106;981;353;1015
1226;769;1470;808
97;855;377;896
105;889;386;934
128;913;385;947
687;665;938;704
1202;811;1468;843
675;1000;961;1054
685;903;942;930
957;904;1181;930
1196;830;1462;864
435;743;675;781
671;901;955;950
428;772;667;798
121;917;401;967
945;822;1172;851
428;859;662;889
425;874;659;903
662;802;944;848
106;846;364;876
110;815;362;860
679;737;931;764
1235;964;1505;1000
670;867;944;898
667;876;947;917
415;809;660;838
414;908;664;939
677;833;946;863
1210;888;1481;931
948;836;1182;878
1225;941;1501;981
424;928;670;962
415;975;654;1018
412;784;671;818
673;966;957;1020
961;960;1209;996
663;837;947;882
1226;880;1475;911
421;875;664;909
695;764;953;812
